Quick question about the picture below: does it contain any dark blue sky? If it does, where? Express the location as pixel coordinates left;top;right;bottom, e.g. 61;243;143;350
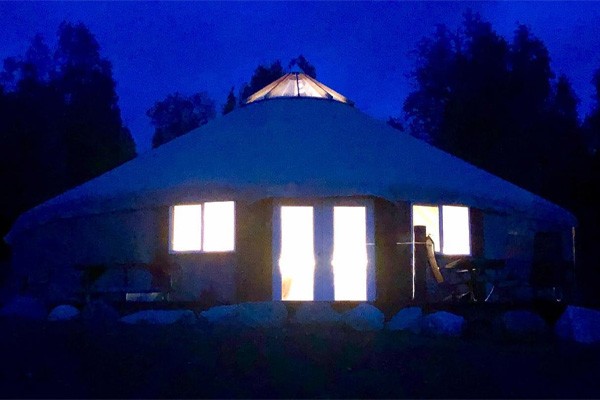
2;1;600;152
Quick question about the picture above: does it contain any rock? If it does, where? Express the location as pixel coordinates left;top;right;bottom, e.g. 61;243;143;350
81;300;120;324
555;305;600;344
387;307;422;333
502;310;547;337
292;302;342;325
201;302;288;328
342;303;384;331
120;309;196;325
200;304;238;324
422;311;465;337
0;296;47;320
238;302;288;328
48;305;80;321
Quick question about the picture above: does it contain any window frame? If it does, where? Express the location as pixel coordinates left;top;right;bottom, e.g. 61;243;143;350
412;203;471;256
169;201;236;254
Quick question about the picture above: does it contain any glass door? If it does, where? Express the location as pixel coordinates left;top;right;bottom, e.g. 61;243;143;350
272;200;375;301
332;206;369;300
277;206;315;300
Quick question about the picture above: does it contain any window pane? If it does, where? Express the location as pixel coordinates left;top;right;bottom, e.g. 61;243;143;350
332;206;367;301
203;201;235;252
279;206;315;301
442;206;471;255
172;205;202;251
412;205;440;252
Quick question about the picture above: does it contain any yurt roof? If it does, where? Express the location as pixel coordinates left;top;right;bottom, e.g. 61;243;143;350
6;94;575;241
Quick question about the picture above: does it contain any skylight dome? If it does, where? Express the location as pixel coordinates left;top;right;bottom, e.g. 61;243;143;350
245;72;352;105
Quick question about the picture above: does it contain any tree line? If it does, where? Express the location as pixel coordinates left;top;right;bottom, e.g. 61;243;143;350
0;22;135;259
148;55;316;148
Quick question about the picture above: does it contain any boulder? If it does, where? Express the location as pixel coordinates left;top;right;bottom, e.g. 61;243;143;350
342;303;384;331
0;296;47;320
200;304;238;324
48;305;80;321
201;302;288;328
555;305;600;344
422;311;465;337
387;306;423;333
502;310;547;337
238;302;288;328
292;302;342;325
121;309;196;325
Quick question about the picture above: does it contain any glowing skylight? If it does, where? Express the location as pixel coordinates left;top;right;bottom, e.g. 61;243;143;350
245;73;351;104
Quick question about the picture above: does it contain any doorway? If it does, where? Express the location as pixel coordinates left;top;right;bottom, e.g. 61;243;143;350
272;200;375;301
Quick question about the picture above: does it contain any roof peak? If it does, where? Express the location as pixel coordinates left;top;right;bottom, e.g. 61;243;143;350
245;72;352;105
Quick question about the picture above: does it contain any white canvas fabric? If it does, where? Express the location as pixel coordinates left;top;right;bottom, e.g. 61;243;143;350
6;97;575;241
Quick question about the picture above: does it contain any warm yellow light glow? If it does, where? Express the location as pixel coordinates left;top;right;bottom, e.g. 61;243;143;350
332;207;367;301
203;201;235;252
245;73;351;104
172;205;202;251
412;205;441;252
279;206;315;301
442;206;471;255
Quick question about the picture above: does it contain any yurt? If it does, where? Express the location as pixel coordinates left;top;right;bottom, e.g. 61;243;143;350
4;72;576;305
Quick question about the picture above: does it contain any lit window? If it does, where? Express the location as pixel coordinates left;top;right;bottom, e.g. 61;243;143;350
171;201;235;253
412;205;441;252
172;205;202;252
203;201;235;252
412;204;470;255
442;206;470;255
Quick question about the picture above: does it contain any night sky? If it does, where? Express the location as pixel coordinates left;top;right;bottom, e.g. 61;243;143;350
2;1;600;152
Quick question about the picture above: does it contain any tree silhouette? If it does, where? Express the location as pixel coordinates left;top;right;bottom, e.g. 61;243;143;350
222;87;236;115
403;24;458;142
148;92;216;148
239;60;285;105
583;69;600;155
403;11;587;207
0;22;136;259
53;22;136;186
24;34;52;83
289;55;317;78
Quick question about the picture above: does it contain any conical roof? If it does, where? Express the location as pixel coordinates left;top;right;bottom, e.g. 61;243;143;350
245;72;352;105
6;96;575;240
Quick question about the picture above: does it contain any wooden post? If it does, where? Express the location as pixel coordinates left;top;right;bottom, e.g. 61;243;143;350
414;225;427;303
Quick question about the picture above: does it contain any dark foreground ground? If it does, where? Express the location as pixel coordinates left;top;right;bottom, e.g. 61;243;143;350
1;315;600;399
